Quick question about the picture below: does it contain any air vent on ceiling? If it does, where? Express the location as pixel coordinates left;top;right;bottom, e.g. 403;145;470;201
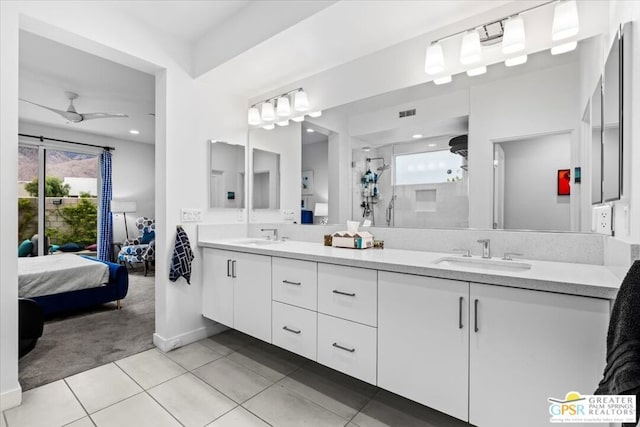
399;109;416;118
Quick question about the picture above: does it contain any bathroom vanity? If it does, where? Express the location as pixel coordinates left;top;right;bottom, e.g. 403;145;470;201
199;238;617;427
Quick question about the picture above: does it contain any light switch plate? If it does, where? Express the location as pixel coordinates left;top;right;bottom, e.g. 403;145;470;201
181;208;203;222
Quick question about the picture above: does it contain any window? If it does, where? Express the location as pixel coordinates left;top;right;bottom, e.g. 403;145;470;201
395;150;464;185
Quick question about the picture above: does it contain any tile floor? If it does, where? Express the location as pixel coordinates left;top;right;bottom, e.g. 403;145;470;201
2;330;469;427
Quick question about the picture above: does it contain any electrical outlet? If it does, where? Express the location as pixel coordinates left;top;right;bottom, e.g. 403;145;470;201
181;208;202;222
593;206;612;235
283;210;295;221
237;209;244;222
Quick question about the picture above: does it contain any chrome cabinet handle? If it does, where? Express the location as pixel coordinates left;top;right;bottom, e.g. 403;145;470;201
282;326;301;334
459;296;464;329
332;290;356;297
283;280;301;286
332;342;355;353
474;299;479;333
227;259;231;277
232;260;237;278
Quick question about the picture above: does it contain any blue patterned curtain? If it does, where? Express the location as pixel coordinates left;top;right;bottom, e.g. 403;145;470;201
98;150;113;262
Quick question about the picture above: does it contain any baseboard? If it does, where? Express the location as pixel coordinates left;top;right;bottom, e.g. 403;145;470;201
153;322;228;353
0;385;22;411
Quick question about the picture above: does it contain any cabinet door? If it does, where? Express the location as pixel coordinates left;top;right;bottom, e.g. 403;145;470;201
202;248;234;327
469;283;609;427
378;272;469;422
233;252;272;343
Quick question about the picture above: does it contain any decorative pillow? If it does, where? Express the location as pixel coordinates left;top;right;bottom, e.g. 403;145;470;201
59;242;84;252
85;243;97;251
140;230;155;244
18;240;33;257
50;244;60;253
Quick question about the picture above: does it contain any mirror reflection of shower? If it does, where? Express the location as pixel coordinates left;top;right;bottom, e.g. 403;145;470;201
360;156;390;225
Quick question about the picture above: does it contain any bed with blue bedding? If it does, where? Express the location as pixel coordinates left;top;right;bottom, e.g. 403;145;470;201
18;254;129;317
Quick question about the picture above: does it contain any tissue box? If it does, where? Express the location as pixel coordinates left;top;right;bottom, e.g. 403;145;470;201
331;231;374;249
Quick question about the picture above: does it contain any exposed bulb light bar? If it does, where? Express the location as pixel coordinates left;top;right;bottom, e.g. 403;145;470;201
425;42;445;75
294;89;309;112
502;16;526;55
460;30;482;65
551;41;577;55
276;96;290;117
552;0;579;41
433;75;452;85
248;87;314;126
505;54;528;67
466;66;487;77
261;101;274;122
248;106;261;126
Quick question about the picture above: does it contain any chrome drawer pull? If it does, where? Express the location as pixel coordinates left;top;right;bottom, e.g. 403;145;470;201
283;280;301;286
459;296;464;329
282;326;301;334
332;290;356;297
332;342;355;353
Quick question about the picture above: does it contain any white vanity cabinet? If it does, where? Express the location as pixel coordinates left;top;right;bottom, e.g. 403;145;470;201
202;248;272;343
468;282;609;427
378;272;470;422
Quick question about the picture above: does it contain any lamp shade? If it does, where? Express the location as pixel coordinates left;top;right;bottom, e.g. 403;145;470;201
434;75;452;85
466;65;486;77
460;30;482;65
261;101;275;121
294;89;309;112
248;106;261;125
276;96;290;117
314;202;328;217
424;42;445;75
552;0;579;41
502;16;526;55
551;41;577;55
505;54;528;67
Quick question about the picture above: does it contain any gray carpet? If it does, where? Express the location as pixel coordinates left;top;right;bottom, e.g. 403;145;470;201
19;269;155;391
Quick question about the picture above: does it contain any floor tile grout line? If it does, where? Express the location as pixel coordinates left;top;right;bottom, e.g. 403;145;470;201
143;389;188;427
61;378;91;424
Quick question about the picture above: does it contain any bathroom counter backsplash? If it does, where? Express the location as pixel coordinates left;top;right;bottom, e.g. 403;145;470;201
198;238;621;300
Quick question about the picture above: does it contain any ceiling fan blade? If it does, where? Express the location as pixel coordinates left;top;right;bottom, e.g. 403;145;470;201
19;98;83;122
81;112;129;121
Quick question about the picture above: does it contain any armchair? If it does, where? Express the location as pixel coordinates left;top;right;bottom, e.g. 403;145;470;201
117;217;155;276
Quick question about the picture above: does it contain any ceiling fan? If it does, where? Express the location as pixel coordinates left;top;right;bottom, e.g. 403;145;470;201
19;91;129;123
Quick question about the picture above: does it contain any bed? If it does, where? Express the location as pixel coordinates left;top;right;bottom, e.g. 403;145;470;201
18;254;129;317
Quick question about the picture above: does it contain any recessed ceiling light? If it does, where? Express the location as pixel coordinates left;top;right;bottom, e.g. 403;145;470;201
362;146;371;152
306;128;315;133
412;134;423;139
129;129;140;135
428;143;437;147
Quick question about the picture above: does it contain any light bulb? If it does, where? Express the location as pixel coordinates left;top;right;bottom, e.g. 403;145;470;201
460;30;482;65
248;106;261;125
552;0;579;41
466;66;486;77
425;42;445;75
261;101;274;122
294;89;309;112
262;124;275;130
502;16;526;55
308;111;322;118
276;96;290;117
551;41;577;55
505;55;527;67
434;75;452;85
291;115;305;122
276;120;289;127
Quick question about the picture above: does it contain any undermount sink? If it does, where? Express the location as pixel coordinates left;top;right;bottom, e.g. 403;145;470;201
433;256;532;272
231;238;284;246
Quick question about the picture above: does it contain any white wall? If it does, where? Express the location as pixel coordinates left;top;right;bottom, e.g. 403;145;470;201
468;61;581;229
249;123;302;223
18;122;156;242
301;139;329;217
499;133;572;231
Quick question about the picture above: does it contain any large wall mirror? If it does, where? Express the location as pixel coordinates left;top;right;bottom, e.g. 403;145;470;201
602;25;622;202
591;78;603;205
209;140;245;209
252;148;280;210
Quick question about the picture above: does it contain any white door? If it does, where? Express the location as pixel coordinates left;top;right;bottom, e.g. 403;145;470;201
469;283;609;427
233;252;272;343
202;248;234;327
378;272;470;422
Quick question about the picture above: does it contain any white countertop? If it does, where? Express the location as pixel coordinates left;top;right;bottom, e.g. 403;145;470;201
198;238;621;300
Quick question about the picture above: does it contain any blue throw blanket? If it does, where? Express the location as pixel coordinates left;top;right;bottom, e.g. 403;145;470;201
169;226;194;284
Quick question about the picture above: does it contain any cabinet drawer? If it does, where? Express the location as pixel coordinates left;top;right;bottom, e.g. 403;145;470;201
272;258;317;310
272;301;317;361
318;263;377;326
317;313;377;385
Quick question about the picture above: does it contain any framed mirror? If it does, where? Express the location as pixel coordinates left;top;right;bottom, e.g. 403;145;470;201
591;78;603;205
209;140;245;209
252;148;280;210
602;26;622;202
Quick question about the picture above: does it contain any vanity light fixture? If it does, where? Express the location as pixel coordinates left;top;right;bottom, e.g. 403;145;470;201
502;16;526;55
467;66;487;77
412;134;423;139
550;41;577;55
129;129;140;135
262;124;275;130
552;0;579;41
460;30;482;65
424;42;445;75
505;55;528;67
248;87;315;127
433;75;452;85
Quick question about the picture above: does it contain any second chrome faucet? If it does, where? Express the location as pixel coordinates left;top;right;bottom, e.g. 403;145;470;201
477;239;491;259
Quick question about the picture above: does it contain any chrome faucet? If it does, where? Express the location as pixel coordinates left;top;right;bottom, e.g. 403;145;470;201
261;228;279;241
477;239;491;259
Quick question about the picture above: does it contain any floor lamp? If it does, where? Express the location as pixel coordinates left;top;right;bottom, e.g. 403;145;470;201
111;200;137;241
